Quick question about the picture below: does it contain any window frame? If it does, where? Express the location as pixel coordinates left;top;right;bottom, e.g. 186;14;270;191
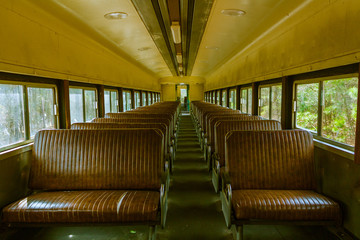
240;86;252;114
229;88;237;110
69;86;98;123
293;73;358;151
258;83;282;121
0;81;59;152
104;88;119;113
123;89;132;111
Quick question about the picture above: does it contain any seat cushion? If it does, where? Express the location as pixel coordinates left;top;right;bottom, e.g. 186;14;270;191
2;190;159;223
232;190;340;221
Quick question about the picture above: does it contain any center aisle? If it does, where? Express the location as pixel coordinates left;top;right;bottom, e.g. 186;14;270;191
157;113;232;240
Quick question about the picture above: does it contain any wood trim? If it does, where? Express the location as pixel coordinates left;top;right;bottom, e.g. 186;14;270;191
118;87;124;112
139;90;143;106
354;63;360;164
281;76;294;129
131;89;135;109
236;86;241;110
97;85;105;117
58;80;71;129
251;82;259;115
226;88;230;108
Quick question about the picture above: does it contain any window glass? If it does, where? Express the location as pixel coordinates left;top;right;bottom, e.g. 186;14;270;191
70;88;84;123
211;92;215;103
260;87;270;119
296;83;319;132
134;91;140;108
229;89;236;109
222;90;227;107
248;88;252;114
241;89;247;113
28;87;56;137
142;92;147;106
104;90;110;113
148;92;152;105
271;85;282;121
216;91;220;105
123;91;132;111
152;93;156;103
322;78;358;146
0;84;25;148
110;91;118;113
84;90;97;122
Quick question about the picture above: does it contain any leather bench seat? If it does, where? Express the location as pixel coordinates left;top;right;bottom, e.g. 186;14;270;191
232;190;340;221
3;190;159;223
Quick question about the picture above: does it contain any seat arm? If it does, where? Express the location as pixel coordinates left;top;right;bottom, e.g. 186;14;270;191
220;172;232;228
160;184;168;228
211;152;220;171
161;161;170;191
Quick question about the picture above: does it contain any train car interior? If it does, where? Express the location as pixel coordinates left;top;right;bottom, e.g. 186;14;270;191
0;0;360;239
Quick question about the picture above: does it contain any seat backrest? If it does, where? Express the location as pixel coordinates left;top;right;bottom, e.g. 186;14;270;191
104;113;174;135
208;115;261;146
71;122;169;153
30;129;163;190
225;130;316;190
214;120;281;167
92;117;172;140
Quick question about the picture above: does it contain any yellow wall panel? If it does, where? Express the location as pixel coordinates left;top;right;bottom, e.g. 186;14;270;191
161;84;176;102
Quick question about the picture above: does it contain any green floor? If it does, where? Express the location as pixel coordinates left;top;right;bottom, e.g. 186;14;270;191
1;113;339;240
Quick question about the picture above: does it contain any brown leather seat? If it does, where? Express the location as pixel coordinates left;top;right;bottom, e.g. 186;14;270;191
221;130;341;237
70;122;174;173
212;120;282;192
3;190;159;223
232;190;340;221
2;129;167;228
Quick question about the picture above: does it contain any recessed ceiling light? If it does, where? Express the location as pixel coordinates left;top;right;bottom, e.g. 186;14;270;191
205;46;219;50
138;47;151;51
104;12;128;20
221;9;246;16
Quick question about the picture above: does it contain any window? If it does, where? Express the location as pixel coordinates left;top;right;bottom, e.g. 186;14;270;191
0;83;58;151
212;92;215;103
28;87;57;137
148;92;152;105
295;77;358;148
134;91;140;108
123;90;132;111
222;89;227;107
142;92;147;106
158;93;161;102
216;91;220;105
240;87;252;114
259;85;282;121
104;89;118;113
152;93;156;103
229;89;236;109
70;88;97;123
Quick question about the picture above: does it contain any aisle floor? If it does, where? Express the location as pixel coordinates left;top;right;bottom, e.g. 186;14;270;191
1;112;338;240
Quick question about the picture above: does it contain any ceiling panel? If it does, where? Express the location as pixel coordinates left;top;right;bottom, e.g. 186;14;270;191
192;0;307;77
34;0;172;78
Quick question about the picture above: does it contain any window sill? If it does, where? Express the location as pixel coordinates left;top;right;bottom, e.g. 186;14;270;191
313;139;354;161
0;143;33;161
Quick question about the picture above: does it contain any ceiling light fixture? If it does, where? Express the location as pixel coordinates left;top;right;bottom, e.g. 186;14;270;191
138;47;151;51
170;22;181;44
205;46;219;50
221;9;246;16
104;12;128;20
176;54;183;64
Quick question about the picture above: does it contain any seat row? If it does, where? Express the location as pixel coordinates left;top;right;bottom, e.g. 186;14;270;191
1;101;180;240
190;101;341;240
